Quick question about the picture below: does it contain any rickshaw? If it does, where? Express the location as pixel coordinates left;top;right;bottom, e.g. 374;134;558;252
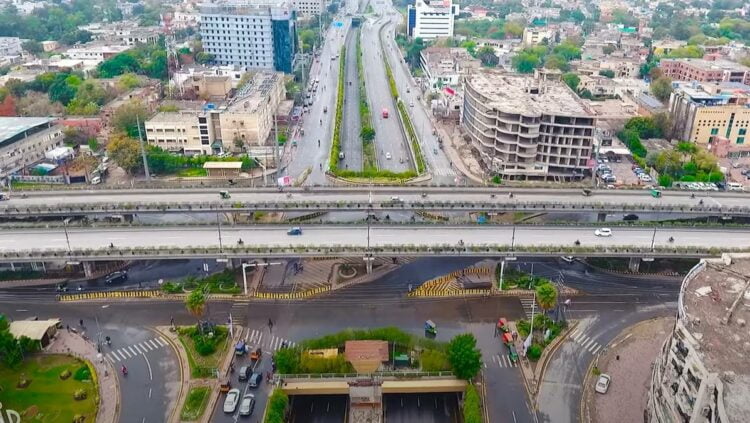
650;188;662;198
219;190;231;199
424;320;437;336
508;344;519;363
235;340;248;356
502;332;513;345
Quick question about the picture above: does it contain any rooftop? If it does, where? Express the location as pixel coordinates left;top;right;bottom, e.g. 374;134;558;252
224;71;281;113
0;117;55;145
465;70;592;117
662;58;750;73
682;255;750;421
146;112;197;124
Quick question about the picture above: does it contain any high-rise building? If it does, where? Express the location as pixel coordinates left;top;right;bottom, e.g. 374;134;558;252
406;0;459;39
667;82;750;146
647;253;750;423
462;69;596;180
292;0;324;16
199;1;297;73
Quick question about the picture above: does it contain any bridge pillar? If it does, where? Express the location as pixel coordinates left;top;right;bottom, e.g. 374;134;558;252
597;212;607;222
83;261;95;278
707;215;719;223
364;255;374;274
628;257;641;273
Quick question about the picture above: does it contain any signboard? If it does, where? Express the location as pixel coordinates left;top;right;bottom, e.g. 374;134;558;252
277;175;292;187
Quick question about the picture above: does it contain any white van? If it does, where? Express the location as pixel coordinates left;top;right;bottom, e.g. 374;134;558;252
727;182;744;191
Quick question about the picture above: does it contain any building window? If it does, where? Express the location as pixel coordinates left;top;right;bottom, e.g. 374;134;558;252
738;137;745;144
740;128;747;136
710;128;719;135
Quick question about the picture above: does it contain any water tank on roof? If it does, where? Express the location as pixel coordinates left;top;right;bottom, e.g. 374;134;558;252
205;103;216;110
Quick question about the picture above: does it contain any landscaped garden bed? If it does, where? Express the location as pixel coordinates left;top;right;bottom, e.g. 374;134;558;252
177;324;229;379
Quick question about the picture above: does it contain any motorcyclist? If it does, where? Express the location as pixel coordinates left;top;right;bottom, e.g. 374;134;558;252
669;236;674;242
121;365;127;375
318;139;321;147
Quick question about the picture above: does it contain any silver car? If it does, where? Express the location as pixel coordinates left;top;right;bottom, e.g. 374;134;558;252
239;394;255;416
223;389;240;413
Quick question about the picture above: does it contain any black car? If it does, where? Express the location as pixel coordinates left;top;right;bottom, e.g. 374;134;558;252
248;372;262;388
105;271;128;284
238;366;251;381
623;214;639;221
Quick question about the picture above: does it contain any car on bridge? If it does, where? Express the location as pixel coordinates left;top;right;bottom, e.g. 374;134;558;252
594;228;613;237
287;227;302;236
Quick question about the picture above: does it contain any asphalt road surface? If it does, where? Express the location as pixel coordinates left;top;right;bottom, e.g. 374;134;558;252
340;27;363;171
383;393;460;423
288;395;348;423
4;187;743;210
374;0;457;184
2;225;748;253
362;15;412;173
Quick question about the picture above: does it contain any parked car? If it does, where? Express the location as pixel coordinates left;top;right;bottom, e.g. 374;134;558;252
248;372;262;388
594;228;612;237
223;389;241;413
595;374;611;394
239;394;256;416
238;366;251;381
560;256;575;264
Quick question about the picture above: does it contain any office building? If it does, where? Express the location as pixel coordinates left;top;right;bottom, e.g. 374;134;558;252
292;0;324;16
145;71;285;155
407;0;459;39
522;27;553;46
462;69;595;180
199;1;297;73
0;117;64;180
647;254;750;423
667;82;750;145
660;58;750;86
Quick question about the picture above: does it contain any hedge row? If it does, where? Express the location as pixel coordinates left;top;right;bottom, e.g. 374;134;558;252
264;389;289;423
463;385;482;423
328;45;347;172
396;100;426;173
356;29;377;171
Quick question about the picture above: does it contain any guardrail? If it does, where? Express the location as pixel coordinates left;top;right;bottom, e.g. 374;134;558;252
278;371;455;379
2;199;747;216
1;243;732;263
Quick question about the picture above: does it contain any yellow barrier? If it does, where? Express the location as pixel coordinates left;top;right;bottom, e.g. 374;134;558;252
251;286;330;300
58;290;162;302
408;267;493;298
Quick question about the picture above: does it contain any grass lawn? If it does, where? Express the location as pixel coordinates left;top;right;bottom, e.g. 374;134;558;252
177;326;229;379
0;354;98;422
180;386;210;421
176;168;208;177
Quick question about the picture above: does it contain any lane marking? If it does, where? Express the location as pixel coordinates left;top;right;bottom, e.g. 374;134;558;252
143;353;153;381
120;348;131;359
128;346;137;356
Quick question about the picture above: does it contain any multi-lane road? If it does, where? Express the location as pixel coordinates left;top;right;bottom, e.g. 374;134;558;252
340;27;363;171
1;225;748;255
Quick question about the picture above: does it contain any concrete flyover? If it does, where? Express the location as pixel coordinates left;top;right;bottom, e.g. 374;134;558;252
280;377;466;395
0;224;747;262
1;187;749;217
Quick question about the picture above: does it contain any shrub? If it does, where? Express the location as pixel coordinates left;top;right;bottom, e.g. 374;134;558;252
60;369;72;380
161;281;182;293
73;364;92;381
265;389;289;423
463;385;482;423
73;389;88;400
447;334;482;380
420;349;451;371
527;344;543;360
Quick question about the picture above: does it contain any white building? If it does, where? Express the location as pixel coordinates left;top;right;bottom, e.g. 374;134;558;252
0;37;22;57
406;0;459;39
522;27;554;46
292;0;324;16
65;44;130;63
199;1;298;73
0;117;64;181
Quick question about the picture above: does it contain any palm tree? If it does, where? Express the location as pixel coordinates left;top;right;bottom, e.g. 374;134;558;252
185;289;207;330
536;283;558;314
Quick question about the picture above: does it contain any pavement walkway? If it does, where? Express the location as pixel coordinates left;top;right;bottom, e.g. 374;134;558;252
581;317;675;423
46;329;119;423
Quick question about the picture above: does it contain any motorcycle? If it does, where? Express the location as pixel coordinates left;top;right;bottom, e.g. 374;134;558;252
121;365;128;376
669;236;674;243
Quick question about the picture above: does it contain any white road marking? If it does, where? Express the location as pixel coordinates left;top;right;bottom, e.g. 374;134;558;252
591;345;602;355
119;348;131;358
128;346;137;356
143;353;153;381
157;337;167;346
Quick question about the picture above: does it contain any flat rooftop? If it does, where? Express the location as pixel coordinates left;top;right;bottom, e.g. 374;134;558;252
664;58;750;73
683;255;750;421
146;112;197;124
0;117;55;144
465;70;592;117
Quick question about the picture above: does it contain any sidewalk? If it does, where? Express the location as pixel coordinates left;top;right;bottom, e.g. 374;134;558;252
581;317;675;423
46;329;119;423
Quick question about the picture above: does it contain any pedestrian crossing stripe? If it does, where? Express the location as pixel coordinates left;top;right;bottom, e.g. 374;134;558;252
246;329;296;352
105;337;167;362
569;329;602;354
490;354;518;368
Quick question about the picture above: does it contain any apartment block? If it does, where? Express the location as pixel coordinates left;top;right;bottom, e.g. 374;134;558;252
462;70;595;180
0;37;22;57
0;117;64;180
522;27;553;46
199;1;297;73
292;0;324;16
145;72;285;155
660;58;750;85
419;47;480;91
668;82;750;145
407;0;459;39
647;254;750;423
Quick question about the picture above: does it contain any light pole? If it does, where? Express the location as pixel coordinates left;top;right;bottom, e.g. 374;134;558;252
241;261;282;295
216;213;223;253
62;217;72;254
650;227;657;251
511;225;516;252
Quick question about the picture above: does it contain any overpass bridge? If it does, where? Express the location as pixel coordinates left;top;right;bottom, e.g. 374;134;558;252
1;187;749;217
0;224;744;263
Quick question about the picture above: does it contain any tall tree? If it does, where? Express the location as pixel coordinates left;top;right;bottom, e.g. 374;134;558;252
111;100;148;138
106;133;141;174
536;283;558;313
650;76;673;102
477;46;499;67
447;333;482;380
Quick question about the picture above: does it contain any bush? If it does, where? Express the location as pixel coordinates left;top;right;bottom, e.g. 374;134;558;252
447;334;482;380
73;364;91;381
60;369;72;380
299;353;353;374
161;281;182;293
73;389;87;400
527;344;543;360
182;325;228;357
265;389;289;423
463;385;482;423
420;349;451;371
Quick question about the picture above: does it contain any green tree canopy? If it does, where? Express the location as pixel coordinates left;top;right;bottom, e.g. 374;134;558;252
650;76;673;102
107;133;142;174
562;73;580;91
536;283;558;312
111;100;148;138
477;46;499;67
447;333;482;380
185;289;207;320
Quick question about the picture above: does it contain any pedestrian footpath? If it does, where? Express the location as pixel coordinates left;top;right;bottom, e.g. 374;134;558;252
569;327;603;355
105;337;168;363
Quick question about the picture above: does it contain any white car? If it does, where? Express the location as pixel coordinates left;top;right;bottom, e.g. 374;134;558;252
239;394;255;416
223;389;240;413
385;152;392;160
594;228;612;237
595;374;611;394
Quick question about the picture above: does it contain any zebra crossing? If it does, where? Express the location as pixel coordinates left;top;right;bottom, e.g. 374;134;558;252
246;328;296;352
105;337;168;363
519;297;538;320
229;302;249;326
432;167;456;177
569;328;603;355
490;353;518;368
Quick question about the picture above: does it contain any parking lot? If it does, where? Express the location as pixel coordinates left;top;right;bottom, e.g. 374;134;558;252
595;157;652;187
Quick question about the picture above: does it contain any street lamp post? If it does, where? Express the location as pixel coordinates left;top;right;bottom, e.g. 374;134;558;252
241;261;282;295
216;213;223;253
650;227;657;251
62;217;72;254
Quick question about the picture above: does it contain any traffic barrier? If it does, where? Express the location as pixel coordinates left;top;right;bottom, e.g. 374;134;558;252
251;286;330;300
408;267;493;297
58;289;162;302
